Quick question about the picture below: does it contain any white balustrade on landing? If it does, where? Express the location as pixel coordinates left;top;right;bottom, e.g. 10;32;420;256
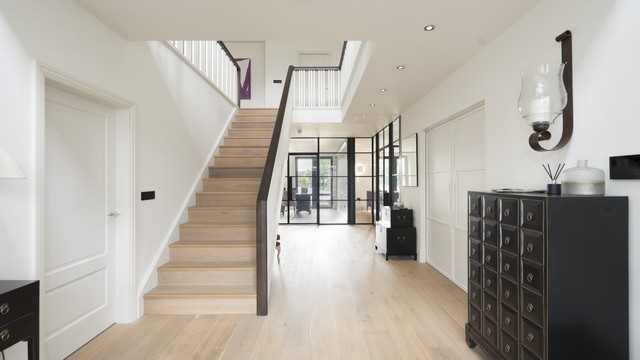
167;40;239;105
339;41;361;100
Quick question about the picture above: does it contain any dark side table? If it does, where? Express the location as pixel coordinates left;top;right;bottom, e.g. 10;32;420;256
0;281;39;360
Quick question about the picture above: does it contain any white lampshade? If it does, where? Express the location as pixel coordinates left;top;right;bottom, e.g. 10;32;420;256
0;147;25;179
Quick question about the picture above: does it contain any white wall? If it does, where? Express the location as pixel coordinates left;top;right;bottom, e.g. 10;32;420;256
401;0;640;356
225;41;266;108
0;0;235;336
265;41;344;107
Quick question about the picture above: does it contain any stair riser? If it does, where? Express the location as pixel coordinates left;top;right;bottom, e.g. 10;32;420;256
218;147;269;156
223;137;272;146
202;180;260;192
231;122;275;129
144;296;256;315
158;269;256;286
170;246;256;262
214;157;266;167
209;167;263;178
188;208;255;223
179;226;255;241
196;193;257;207
228;129;274;137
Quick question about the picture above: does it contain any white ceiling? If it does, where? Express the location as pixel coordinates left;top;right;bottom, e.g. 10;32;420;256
74;0;539;137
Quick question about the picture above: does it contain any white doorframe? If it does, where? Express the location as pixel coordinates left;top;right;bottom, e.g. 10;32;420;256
36;65;137;335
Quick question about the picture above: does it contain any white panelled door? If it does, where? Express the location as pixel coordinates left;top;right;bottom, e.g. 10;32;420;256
44;85;117;359
426;106;485;290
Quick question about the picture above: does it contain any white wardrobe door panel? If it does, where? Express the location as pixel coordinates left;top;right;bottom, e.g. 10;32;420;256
427;219;452;277
426;123;452;172
427;171;452;223
452;108;485;171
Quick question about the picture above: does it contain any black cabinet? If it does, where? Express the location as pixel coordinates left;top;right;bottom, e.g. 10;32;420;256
375;206;417;260
0;281;39;360
465;192;629;360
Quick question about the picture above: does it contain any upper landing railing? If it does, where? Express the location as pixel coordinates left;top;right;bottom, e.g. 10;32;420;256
293;41;362;109
167;40;241;106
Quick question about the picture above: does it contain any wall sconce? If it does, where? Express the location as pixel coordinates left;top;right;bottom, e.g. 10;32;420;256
518;30;573;152
0;147;25;179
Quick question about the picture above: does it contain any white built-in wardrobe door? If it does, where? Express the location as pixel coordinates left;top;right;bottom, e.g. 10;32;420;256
426;106;485;290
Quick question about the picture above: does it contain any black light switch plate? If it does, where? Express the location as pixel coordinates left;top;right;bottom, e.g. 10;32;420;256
273;79;282;84
610;154;640;179
141;191;155;201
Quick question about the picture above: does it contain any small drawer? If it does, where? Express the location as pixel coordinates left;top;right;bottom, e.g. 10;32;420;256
500;331;519;360
483;220;498;246
469;282;481;309
500;250;518;282
482;316;498;348
469;193;482;217
499;197;518;226
520;199;544;231
0;313;35;351
522;345;543;360
469;239;482;263
469;261;481;286
483;291;498;321
483;268;498;296
483;195;498;220
390;209;413;227
469;218;481;240
386;227;416;257
501;303;518;339
469;304;481;334
500;277;518;311
0;283;37;326
500;224;519;254
521;318;545;359
521;287;544;327
521;259;545;295
483;244;498;271
521;230;544;264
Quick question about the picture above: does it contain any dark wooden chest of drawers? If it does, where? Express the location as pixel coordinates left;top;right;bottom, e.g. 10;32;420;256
0;281;39;360
465;192;628;360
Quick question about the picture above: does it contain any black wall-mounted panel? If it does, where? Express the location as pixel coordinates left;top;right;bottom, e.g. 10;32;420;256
610;154;640;179
141;191;155;201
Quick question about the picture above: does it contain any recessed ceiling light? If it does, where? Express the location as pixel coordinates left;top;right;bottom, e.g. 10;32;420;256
424;25;436;32
396;65;405;70
356;122;361;125
369;103;376;107
379;89;387;93
362;114;367;118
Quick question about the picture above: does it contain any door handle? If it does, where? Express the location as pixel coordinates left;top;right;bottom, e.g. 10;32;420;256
108;211;120;217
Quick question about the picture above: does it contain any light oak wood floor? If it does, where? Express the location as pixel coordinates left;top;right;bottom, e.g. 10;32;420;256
68;225;490;360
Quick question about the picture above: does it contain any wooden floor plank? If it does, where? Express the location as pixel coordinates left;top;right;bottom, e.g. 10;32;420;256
68;225;490;360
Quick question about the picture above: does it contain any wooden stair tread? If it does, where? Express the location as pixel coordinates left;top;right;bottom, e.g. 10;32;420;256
219;145;269;148
145;285;256;297
202;177;261;181
159;261;256;270
170;240;255;248
225;135;272;139
228;127;274;131
196;191;258;195
189;205;255;210
215;155;266;158
208;166;264;169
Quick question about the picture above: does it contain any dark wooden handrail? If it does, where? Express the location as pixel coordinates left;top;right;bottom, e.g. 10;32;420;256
294;66;340;71
217;41;242;107
256;65;294;316
338;41;348;69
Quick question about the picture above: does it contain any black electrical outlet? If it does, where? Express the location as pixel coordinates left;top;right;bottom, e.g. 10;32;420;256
141;191;155;201
273;79;282;84
610;154;640;179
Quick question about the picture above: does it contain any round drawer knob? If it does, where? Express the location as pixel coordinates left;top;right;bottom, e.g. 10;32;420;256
471;292;477;299
486;327;492;336
485;255;492;262
472;226;477;232
0;329;9;342
527;333;535;342
486;279;492;287
504;209;510;217
527;243;535;253
504;316;511;326
527;303;534;313
0;303;9;315
486;230;492;238
504;236;511;245
471;270;476;278
504;290;511;299
504;263;510;272
471;248;477;255
526;212;534;221
471;314;477;322
486;303;492;311
527;273;534;283
472;204;478;210
487;205;493;213
505;344;511;353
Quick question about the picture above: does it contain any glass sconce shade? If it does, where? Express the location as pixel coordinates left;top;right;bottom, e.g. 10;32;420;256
518;63;568;131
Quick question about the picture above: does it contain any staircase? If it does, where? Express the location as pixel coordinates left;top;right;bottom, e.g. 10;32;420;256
143;108;277;314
